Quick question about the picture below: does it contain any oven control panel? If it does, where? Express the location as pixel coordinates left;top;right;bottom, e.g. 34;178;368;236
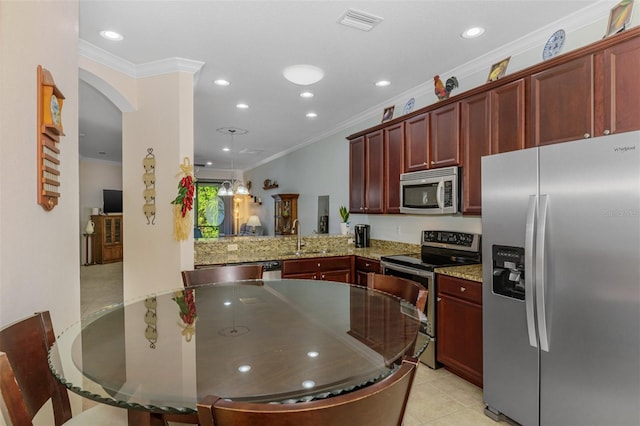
422;230;479;249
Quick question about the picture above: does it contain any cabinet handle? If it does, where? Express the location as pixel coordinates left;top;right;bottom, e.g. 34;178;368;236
437;297;442;302
422;162;427;165
321;274;325;279
317;263;321;268
460;286;466;292
603;129;611;135
365;263;370;267
583;133;591;139
430;161;435;165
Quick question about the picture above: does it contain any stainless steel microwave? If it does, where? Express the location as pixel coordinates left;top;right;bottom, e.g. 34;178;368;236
400;166;459;214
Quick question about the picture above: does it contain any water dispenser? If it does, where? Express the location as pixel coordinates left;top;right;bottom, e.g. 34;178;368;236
492;245;525;300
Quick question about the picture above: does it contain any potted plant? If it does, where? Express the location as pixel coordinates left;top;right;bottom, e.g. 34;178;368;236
339;206;350;235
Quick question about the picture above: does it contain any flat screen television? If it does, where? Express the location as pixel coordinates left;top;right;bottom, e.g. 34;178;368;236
103;189;123;214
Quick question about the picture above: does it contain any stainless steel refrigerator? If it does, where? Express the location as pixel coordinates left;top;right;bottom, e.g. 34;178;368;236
481;131;640;426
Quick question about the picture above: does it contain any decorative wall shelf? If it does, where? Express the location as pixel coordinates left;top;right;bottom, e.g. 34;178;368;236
37;65;64;211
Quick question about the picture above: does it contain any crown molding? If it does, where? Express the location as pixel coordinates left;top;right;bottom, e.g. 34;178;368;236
78;40;204;80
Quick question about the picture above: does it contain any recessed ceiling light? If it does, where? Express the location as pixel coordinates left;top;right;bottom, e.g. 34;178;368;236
236;103;249;109
300;91;314;98
206;161;213;166
283;65;324;86
214;79;230;86
306;112;318;118
99;30;124;41
461;27;485;39
238;365;251;373
222;147;230;152
375;80;391;87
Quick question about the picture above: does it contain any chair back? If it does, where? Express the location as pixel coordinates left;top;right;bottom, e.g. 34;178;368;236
182;264;264;287
366;272;428;312
0;311;72;425
197;357;418;426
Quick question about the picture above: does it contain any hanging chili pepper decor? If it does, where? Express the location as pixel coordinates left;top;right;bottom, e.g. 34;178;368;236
171;157;195;241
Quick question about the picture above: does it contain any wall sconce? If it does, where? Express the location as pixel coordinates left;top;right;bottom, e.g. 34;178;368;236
246;215;262;234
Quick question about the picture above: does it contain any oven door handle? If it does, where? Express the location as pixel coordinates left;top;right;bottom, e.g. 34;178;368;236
381;262;433;278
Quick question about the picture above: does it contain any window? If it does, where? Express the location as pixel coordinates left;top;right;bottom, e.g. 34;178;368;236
194;180;233;238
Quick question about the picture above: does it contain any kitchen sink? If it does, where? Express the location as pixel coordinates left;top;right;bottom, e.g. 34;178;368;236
283;249;331;256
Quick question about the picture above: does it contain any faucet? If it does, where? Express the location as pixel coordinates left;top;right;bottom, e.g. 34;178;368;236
292;219;303;251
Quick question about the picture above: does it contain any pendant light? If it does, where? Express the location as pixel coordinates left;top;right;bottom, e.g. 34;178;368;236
217;127;249;196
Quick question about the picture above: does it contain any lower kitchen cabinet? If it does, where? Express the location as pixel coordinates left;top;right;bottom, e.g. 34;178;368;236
436;274;483;387
354;257;381;285
282;256;351;283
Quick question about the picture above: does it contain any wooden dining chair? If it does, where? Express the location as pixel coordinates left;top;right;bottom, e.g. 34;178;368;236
196;356;419;426
366;272;428;312
181;264;264;287
0;311;127;425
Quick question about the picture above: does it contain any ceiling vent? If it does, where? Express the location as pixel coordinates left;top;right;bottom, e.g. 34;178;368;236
337;8;383;32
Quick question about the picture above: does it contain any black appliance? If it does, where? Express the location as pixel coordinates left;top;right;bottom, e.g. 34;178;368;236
380;230;481;368
354;224;370;248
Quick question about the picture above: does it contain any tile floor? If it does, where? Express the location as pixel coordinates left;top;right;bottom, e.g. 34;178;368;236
80;263;513;426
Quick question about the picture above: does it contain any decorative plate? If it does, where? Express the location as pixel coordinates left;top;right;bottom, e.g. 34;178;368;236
403;98;415;115
543;29;566;60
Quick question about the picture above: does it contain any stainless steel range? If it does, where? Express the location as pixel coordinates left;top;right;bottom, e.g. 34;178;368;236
380;230;481;368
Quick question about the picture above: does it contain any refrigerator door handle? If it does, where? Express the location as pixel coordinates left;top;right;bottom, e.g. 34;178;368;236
525;195;538;348
536;194;550;352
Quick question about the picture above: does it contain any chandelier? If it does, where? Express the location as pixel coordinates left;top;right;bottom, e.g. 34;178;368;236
217;128;249;196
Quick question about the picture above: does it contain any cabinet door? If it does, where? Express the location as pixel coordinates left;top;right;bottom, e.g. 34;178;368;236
492;78;526;154
430;102;460;168
320;270;351;283
384;123;404;214
404;113;430;172
365;130;384;214
437;292;483;387
602;36;640;136
530;55;594;146
355;257;381;286
461;92;491;216
349;137;366;213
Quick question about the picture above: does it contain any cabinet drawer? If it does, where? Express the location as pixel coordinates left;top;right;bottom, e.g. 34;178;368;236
438;275;481;304
283;256;351;274
355;257;380;273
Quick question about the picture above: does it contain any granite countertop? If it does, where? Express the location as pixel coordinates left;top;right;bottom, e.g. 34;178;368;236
194;235;419;266
435;264;483;283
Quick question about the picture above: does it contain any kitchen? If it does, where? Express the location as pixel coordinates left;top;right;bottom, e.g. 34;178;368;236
2;1;640;425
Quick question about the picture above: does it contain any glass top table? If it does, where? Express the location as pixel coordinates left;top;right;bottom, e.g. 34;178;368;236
49;279;424;416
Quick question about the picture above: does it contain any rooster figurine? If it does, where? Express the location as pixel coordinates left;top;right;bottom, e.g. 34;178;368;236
434;75;458;101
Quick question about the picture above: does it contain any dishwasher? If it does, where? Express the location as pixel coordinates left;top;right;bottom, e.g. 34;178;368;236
239;260;282;280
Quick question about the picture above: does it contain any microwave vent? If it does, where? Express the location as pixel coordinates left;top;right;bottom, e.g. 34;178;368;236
400;166;458;181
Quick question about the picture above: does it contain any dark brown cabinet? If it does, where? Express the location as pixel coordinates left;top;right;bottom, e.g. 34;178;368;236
384;122;404;213
272;194;298;235
92;215;123;264
461;79;526;215
430;102;460;168
282;256;352;283
349;131;384;214
436;275;482;387
530;55;594;147
354;257;381;286
404;113;430;172
600;35;640;136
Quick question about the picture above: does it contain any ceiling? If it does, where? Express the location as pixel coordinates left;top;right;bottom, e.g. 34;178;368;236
78;0;603;171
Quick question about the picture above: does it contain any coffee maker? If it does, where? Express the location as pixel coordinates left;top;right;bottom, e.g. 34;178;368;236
354;224;370;248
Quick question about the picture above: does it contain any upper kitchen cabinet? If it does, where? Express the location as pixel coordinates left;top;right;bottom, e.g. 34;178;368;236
530;55;594;147
383;122;404;213
462;79;526;215
430;102;461;168
599;35;640;136
404;112;430;172
349;131;384;214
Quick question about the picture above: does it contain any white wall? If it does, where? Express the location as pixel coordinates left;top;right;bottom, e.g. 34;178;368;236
79;158;123;264
0;1;80;330
245;5;638;245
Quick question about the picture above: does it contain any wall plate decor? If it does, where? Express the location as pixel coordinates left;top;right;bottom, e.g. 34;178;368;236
403;98;415;115
37;65;65;211
543;29;566;60
487;57;511;82
381;105;395;123
143;148;156;225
